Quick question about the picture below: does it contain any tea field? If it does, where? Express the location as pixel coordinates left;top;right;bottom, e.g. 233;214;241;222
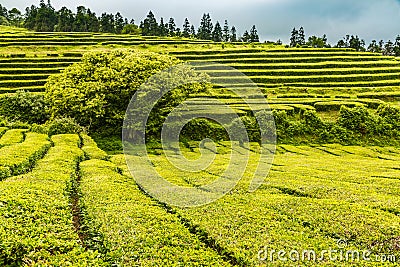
0;26;399;266
0;128;399;265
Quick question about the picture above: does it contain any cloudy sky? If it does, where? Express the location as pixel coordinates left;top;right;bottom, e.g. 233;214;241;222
2;0;400;44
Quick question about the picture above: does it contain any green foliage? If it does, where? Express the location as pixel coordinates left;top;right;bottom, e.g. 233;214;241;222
81;134;108;160
45;50;181;130
314;101;365;112
0;132;51;177
181;118;228;141
337;106;379;135
91;135;123;153
80;158;229;266
45;117;85;136
0;129;26;147
0;134;105;265
0;91;49;124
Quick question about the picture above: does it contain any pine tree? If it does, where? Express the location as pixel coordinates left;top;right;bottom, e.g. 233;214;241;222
290;28;298;47
55;7;74;32
34;0;57;32
182;18;191;38
249;25;259;43
158;18;168;36
175;27;181;37
212;21;223;42
242;30;250;42
24;5;38;30
230;26;237;42
114;12;125;34
100;13;115;33
87;9;99;32
367;40;381;53
190;25;196;38
197;13;213;40
383;40;394;56
222;20;230;42
140;11;158;36
167;17;176;36
8;8;22;26
0;4;8;19
394;35;400;56
298;27;305;45
74;6;88;32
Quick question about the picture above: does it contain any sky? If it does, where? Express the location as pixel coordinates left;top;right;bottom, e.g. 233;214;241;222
2;0;400;44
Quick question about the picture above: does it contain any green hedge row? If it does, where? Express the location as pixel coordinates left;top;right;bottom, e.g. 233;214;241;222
314;101;366;111
196;61;400;70
207;68;400;77
0;86;45;93
81;134;108;160
0;79;47;88
0;42;98;47
357;91;400;99
0;38;143;42
0;68;63;75
0;132;51;177
215;73;400;84
0;134;105;265
0;57;81;63
0;74;50;81
0;129;26;147
0;62;73;68
190;56;392;64
101;40;211;45
79;158;229;266
282;79;400;88
170;48;357;55
176;52;376;60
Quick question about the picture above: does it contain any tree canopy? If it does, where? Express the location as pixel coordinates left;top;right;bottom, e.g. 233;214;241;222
45;50;210;132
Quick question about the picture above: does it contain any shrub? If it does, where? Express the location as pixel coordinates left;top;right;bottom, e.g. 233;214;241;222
181;119;228;141
337;106;379;135
45;117;85;136
0;91;49;124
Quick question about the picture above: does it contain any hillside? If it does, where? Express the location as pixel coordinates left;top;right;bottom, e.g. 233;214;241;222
0;25;399;266
0;27;399;119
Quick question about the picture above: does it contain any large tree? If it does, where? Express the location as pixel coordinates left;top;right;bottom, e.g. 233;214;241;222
45;50;210;132
73;6;88;32
290;28;299;47
167;17;176;36
222;20;230;42
298;27;305;45
158;17;168;36
34;0;57;32
114;12;126;34
197;13;213;40
140;11;158;36
55;7;74;32
182;18;191;38
212;21;223;42
230;26;237;42
249;25;259;42
100;12;115;33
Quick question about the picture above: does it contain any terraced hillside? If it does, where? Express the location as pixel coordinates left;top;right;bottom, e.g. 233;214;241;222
171;48;400;92
0;29;399;117
0;126;399;265
0;30;212;94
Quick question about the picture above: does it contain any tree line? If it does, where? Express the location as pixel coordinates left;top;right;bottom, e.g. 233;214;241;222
0;1;260;42
290;26;400;56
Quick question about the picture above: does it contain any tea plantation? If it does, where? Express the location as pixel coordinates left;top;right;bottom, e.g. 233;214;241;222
0;26;399;266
